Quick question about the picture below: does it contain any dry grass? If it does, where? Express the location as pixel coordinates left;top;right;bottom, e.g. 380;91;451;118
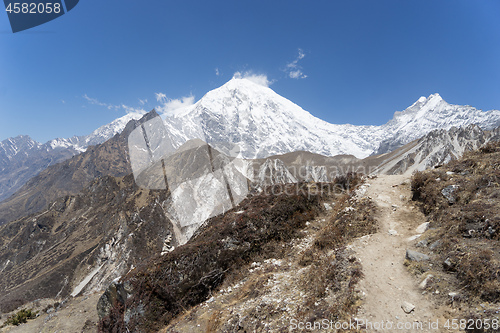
294;185;377;328
99;173;376;332
410;141;500;331
99;181;342;332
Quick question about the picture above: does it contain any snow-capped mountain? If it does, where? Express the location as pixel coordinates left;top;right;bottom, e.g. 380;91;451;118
376;93;500;154
2;77;500;203
66;112;145;150
0;112;144;202
163;78;386;159
373;124;493;175
162;78;500;160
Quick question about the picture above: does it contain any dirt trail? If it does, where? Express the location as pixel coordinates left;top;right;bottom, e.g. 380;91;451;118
353;174;447;332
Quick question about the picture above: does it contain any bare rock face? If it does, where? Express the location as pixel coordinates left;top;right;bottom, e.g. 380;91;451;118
256;158;297;186
0;173;177;313
97;282;129;319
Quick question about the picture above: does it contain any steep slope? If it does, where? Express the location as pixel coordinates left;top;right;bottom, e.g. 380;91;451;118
0;136;78;202
96;178;368;332
407;141;500;329
0;111;157;226
0;112;144;203
0;173;177;313
371;125;499;175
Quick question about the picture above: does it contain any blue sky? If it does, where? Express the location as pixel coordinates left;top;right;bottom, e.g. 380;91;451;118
1;0;500;143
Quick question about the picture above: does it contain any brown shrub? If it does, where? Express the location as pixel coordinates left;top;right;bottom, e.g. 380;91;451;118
98;177;363;332
411;141;500;305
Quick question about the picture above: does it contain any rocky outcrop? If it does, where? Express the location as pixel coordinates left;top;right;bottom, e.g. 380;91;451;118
0;110;159;226
0;173;176;312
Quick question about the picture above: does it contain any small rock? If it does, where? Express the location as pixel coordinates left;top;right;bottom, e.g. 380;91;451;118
419;274;434;289
401;301;415;314
443;258;456;271
406;249;430;262
446;171;455;175
416;222;430;234
441;185;459;204
416;239;429;248
448;292;459;298
323;203;332;211
388;229;398;236
407;235;421;241
429;240;441;251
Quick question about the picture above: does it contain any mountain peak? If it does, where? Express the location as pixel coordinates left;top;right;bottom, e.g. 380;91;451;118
414;93;443;106
229;73;273;88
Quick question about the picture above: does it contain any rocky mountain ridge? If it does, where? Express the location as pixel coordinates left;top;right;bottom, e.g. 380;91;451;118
161;78;500;160
0;111;156;226
0;113;144;203
1;78;499;208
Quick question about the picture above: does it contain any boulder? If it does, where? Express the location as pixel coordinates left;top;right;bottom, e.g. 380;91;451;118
441;185;459;204
406;249;430;262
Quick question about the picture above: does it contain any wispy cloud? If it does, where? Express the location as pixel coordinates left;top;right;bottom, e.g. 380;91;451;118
155;92;167;103
139;98;148;105
215;68;221;76
285;48;307;79
83;94;110;108
155;94;196;116
233;71;274;87
83;94;146;114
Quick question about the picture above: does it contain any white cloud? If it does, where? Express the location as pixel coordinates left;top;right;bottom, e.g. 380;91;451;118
83;94;146;114
139;98;148;105
233;71;273;87
83;94;109;107
156;94;196;116
215;68;221;76
285;48;308;79
155;92;167;103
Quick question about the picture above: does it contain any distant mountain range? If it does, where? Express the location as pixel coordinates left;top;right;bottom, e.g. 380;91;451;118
161;78;500;159
1;78;500;314
0;113;143;202
0;78;499;216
